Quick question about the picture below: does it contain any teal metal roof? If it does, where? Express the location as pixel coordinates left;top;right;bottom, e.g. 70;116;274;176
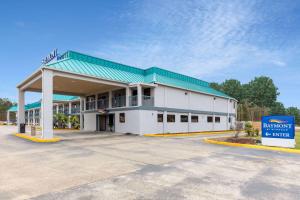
8;105;17;112
46;51;231;99
53;94;78;101
25;101;41;110
7;95;79;112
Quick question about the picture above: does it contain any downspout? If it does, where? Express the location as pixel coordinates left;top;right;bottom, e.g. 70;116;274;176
227;99;229;130
213;97;215;131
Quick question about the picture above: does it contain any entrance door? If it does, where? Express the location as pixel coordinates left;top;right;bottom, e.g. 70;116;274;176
108;114;115;132
96;115;106;131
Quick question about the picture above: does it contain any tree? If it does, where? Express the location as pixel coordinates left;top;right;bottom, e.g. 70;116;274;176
246;76;279;108
54;113;69;128
286;107;300;125
221;79;244;102
0;98;15;111
269;102;286;115
210;82;223;91
70;115;80;129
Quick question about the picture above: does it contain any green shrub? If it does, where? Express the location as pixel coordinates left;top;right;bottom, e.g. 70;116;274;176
245;122;253;136
70;115;80;129
54;113;69;129
254;128;260;137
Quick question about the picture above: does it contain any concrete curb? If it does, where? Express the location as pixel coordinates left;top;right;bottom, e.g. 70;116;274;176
203;138;300;155
14;133;61;143
144;130;237;137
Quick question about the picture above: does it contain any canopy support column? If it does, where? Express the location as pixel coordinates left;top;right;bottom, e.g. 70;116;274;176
41;69;53;139
17;90;25;133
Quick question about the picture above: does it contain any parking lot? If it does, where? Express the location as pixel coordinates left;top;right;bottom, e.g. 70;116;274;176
1;125;300;200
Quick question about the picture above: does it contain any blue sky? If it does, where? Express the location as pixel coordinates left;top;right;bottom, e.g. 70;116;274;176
1;0;299;108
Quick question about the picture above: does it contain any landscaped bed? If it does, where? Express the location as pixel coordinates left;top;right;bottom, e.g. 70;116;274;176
213;137;259;145
210;131;300;150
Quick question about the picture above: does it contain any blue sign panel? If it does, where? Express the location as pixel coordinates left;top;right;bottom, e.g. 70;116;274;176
262;116;295;139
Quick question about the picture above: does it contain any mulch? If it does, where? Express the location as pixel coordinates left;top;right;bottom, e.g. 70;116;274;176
214;137;260;145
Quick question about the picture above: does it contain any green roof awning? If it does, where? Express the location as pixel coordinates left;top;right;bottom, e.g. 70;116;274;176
7;95;79;112
47;51;231;99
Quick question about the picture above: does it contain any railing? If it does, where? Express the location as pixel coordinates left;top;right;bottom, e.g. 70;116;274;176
97;99;108;109
129;96;138;106
129;95;154;106
86;101;96;110
112;96;126;108
71;107;80;114
64;109;69;115
142;95;154;106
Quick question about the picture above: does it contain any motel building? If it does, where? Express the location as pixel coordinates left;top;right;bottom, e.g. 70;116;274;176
17;51;237;139
7;95;80;128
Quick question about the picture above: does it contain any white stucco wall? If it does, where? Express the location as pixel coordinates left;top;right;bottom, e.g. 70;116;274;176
114;110;141;134
154;84;236;114
81;84;237;135
84;113;97;131
138;111;230;134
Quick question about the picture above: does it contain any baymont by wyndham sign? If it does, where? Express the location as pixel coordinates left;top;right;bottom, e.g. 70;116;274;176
262;116;295;148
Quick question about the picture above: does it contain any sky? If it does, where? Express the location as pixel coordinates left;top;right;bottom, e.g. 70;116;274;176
0;0;299;108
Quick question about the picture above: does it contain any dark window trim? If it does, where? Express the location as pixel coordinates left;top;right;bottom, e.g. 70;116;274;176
180;115;188;123
157;113;163;123
167;114;175;123
207;116;213;123
191;115;198;123
119;113;125;123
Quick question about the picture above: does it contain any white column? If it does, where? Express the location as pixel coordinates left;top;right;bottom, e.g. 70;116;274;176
7;111;10;125
17;89;25;133
68;102;72;129
56;104;59;114
41;69;53;139
108;90;112;108
126;87;130;107
137;85;142;106
95;94;98;110
32;109;35;125
27;110;30;125
80;97;84;131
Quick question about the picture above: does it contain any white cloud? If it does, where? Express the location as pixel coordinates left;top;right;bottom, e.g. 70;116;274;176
93;0;290;78
271;60;287;67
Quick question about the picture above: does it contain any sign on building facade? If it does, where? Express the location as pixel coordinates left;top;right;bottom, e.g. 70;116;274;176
261;116;295;148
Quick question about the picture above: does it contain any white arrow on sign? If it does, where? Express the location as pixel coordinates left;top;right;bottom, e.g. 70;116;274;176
266;132;271;136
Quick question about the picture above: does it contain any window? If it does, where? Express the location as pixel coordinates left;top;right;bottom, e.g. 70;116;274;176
180;115;188;122
233;102;236;109
229;117;231;123
143;88;151;96
167;114;175;123
215;117;221;123
191;115;198;123
207;116;213;123
157;114;163;122
119;113;125;123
